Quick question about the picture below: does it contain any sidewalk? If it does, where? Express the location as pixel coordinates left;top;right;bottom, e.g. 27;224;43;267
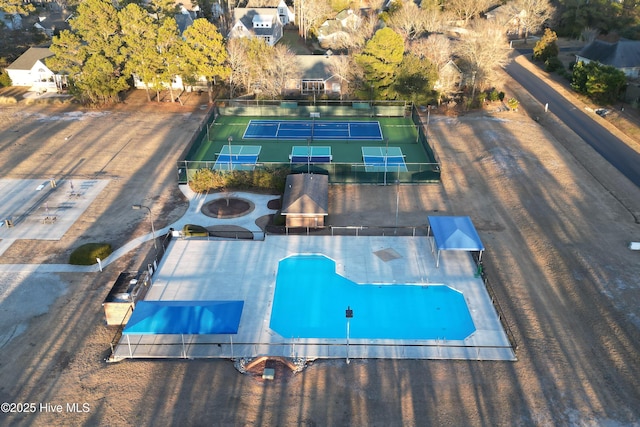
0;187;280;273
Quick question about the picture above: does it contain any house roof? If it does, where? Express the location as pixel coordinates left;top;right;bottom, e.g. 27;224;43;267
232;8;280;37
296;55;339;80
281;173;329;215
6;47;53;71
577;38;640;69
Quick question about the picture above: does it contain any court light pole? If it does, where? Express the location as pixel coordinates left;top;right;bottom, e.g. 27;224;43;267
346;306;353;364
132;205;157;251
395;179;400;233
227;136;233;171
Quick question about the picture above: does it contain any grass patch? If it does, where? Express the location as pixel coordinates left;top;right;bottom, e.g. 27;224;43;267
69;243;112;265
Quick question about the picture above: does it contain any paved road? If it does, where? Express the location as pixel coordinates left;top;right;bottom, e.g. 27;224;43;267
505;59;640;187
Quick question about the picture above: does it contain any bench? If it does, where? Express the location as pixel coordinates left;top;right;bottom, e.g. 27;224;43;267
42;216;57;224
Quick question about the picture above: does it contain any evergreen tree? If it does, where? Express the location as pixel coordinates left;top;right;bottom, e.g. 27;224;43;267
182;19;231;104
391;54;438;104
355;27;404;100
119;3;162;102
533;28;559;63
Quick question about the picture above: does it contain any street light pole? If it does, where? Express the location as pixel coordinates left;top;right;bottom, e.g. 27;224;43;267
346;306;353;364
132;204;157;251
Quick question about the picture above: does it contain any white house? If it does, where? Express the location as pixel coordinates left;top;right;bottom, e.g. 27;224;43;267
6;47;58;91
228;8;284;46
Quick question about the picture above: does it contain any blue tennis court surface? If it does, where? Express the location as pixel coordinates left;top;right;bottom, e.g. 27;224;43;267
290;146;332;163
362;146;408;172
244;120;383;140
214;145;261;171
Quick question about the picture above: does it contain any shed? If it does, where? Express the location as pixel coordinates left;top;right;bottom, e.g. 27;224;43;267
281;173;329;228
102;271;150;325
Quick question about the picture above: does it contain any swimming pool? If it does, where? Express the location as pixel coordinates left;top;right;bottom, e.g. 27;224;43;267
269;255;476;340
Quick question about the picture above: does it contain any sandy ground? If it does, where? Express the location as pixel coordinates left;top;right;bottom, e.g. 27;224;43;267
1;61;640;426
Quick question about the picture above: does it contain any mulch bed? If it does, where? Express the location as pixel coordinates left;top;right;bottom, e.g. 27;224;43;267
201;198;252;218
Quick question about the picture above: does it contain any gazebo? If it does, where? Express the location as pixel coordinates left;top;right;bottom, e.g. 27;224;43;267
427;216;485;268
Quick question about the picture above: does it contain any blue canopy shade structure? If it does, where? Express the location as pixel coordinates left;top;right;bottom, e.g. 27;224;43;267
123;301;244;335
427;216;485;267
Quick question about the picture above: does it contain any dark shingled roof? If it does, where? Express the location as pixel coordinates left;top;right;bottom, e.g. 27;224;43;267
577;39;640;69
6;47;53;71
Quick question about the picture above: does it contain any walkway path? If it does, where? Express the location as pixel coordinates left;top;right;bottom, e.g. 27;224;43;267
0;187;280;273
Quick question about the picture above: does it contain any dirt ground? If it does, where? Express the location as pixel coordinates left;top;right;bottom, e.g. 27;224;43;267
1;59;640;426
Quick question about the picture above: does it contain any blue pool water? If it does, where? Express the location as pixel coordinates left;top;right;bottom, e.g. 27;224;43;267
269;255;476;340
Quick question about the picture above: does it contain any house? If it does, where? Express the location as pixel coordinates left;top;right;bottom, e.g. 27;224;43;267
485;4;526;36
285;55;346;96
281;173;329;228
0;11;22;30
317;9;362;48
228;8;284;46
174;6;196;35
244;0;294;24
434;60;463;93
6;47;58;91
576;38;640;79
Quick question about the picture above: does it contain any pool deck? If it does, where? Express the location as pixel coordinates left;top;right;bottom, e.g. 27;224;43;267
113;236;516;362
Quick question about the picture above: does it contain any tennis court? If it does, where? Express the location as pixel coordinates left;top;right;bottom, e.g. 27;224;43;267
179;101;441;183
290;146;332;163
214;145;261;171
243;120;383;141
362;147;408;172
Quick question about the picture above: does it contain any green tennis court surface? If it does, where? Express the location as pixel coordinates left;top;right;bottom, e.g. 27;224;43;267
190;116;426;164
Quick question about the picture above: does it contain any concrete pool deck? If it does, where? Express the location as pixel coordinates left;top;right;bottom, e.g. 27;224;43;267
113;236;516;362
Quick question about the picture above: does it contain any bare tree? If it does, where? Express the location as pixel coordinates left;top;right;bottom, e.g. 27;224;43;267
409;33;453;70
295;0;332;40
328;54;356;99
246;0;278;6
507;0;556;43
581;27;599;44
454;19;510;94
386;1;430;41
444;0;493;25
262;44;300;98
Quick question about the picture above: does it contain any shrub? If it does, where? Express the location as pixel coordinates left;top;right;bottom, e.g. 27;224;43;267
507;98;519;111
182;224;208;237
273;211;286;226
189;167;288;193
189;168;225;193
0;70;11;87
498;91;505;101
476;92;487;104
489;89;500;102
544;56;564;72
69;243;112;265
533;28;559;63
